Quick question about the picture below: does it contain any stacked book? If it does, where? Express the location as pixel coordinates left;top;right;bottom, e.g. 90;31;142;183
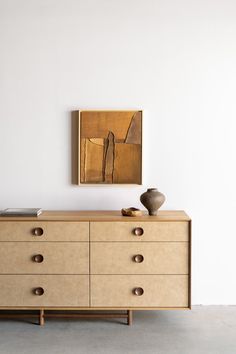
0;208;42;217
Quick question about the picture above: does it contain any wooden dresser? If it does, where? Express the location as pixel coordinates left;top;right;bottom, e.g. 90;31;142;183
0;210;191;325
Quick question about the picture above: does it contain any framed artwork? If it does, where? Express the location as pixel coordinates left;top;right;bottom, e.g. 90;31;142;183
78;110;142;185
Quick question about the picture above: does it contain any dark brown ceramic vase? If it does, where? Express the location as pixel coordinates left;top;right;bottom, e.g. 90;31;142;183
140;188;165;216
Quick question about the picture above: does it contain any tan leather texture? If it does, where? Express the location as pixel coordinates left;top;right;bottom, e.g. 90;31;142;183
0;275;89;307
91;275;189;307
0;221;89;241
0;242;88;274
91;242;189;275
90;221;189;241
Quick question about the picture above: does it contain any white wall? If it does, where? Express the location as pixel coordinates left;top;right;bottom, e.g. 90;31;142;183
0;0;236;305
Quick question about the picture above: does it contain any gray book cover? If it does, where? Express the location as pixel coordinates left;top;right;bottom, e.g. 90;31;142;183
0;208;42;216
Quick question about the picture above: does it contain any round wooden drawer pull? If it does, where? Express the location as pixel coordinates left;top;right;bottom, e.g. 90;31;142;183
133;227;144;236
32;254;44;263
133;254;144;263
133;287;144;296
32;227;44;236
33;287;44;296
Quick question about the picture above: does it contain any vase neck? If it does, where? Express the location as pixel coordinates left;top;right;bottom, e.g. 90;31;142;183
147;188;158;192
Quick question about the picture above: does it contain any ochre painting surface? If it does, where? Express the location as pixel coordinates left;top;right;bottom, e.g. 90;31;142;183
79;111;142;184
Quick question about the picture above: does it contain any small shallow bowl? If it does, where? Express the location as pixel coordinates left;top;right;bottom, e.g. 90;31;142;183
121;207;143;217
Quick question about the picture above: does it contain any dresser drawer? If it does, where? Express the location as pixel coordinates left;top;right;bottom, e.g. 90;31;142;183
0;222;89;241
0;242;88;274
91;242;188;275
0;275;89;307
90;222;189;241
91;275;189;308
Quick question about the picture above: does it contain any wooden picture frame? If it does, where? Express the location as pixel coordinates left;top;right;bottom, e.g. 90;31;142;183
78;110;142;185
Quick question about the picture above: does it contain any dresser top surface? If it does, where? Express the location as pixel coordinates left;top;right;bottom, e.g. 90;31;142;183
0;210;190;222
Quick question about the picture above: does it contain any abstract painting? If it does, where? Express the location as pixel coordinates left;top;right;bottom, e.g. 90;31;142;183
78;110;142;184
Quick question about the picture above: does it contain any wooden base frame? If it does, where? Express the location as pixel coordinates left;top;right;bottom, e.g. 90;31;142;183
0;310;133;326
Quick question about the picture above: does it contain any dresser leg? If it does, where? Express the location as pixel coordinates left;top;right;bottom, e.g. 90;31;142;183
39;309;45;326
127;310;132;325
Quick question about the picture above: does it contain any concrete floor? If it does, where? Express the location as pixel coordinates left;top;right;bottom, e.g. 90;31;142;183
0;306;235;354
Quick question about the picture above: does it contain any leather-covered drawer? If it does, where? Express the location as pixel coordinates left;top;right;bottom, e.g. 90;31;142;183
91;242;189;275
91;275;189;308
90;222;189;242
0;242;88;274
0;275;89;307
0;222;89;241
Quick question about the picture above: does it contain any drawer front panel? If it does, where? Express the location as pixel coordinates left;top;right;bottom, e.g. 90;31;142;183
91;275;189;307
0;243;88;274
0;222;89;241
90;222;189;242
0;275;89;307
91;242;188;275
